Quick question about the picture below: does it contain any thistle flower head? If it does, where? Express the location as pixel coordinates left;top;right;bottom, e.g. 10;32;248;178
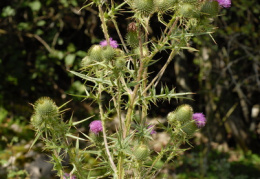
89;120;103;134
100;38;118;48
216;0;231;8
148;125;156;134
192;113;206;128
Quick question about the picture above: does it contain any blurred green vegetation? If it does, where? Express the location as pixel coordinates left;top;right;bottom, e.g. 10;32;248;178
0;0;260;178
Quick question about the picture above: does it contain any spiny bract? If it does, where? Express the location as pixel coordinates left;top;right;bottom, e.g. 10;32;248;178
201;0;219;17
181;120;198;138
102;46;115;61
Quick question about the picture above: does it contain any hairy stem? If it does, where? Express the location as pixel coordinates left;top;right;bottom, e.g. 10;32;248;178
124;22;147;137
98;5;110;45
98;83;117;173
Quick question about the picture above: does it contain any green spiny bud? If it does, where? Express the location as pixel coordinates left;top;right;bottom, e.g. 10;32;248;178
134;144;149;161
155;0;172;13
133;47;149;59
115;57;126;69
133;0;154;16
178;3;198;18
81;56;92;67
182;0;197;4
115;49;125;57
31;114;43;129
168;0;179;6
181;120;198;138
201;1;219;17
34;97;59;119
126;32;140;48
175;104;193;124
102;46;115;61
167;111;177;125
88;45;103;62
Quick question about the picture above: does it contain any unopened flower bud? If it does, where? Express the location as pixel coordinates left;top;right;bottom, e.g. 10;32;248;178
88;45;103;62
133;0;154;16
102;46;115;61
178;3;198;18
167;111;177;125
115;57;126;69
126;32;140;48
154;0;172;13
34;97;59;119
181;120;198;138
175;104;193;125
31;114;43;129
201;1;219;17
134;144;149;160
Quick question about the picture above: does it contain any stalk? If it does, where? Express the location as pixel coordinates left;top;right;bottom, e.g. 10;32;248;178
98;83;117;173
124;22;147;137
98;5;110;45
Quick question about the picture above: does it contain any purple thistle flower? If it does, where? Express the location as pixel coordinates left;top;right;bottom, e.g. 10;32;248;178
63;173;76;179
89;120;103;134
216;0;231;8
192;113;207;128
100;38;118;48
148;125;156;134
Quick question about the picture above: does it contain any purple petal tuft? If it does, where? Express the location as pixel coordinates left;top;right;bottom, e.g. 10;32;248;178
89;120;103;134
192;113;207;128
216;0;231;8
100;38;118;48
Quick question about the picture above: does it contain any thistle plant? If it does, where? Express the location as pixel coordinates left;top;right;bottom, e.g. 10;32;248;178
30;0;230;178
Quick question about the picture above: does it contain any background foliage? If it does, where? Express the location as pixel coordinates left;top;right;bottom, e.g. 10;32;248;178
0;0;260;178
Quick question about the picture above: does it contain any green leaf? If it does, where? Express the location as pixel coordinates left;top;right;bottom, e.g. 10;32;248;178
65;54;76;66
1;6;15;17
36;20;46;27
180;47;198;52
29;1;41;11
70;71;112;85
72;115;94;126
65;133;85;141
76;50;87;57
29;131;43;150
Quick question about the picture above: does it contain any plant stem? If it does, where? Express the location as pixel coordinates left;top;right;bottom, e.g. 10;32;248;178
98;5;110;44
98;83;117;173
117;153;124;179
124;22;147;137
